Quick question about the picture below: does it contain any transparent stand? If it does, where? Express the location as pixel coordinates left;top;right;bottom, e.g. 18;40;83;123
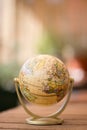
14;78;73;125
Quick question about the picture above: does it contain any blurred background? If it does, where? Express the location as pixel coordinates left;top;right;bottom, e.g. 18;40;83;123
0;0;87;112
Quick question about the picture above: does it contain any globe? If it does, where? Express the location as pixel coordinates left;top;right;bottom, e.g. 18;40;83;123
14;54;73;125
18;55;70;106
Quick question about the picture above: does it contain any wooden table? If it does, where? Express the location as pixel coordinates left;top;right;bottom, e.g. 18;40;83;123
0;90;87;130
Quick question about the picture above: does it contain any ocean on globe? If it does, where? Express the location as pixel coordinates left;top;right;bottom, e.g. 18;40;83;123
19;55;70;106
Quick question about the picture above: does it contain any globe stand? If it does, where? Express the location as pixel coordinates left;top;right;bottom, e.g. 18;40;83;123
14;78;73;125
26;117;64;125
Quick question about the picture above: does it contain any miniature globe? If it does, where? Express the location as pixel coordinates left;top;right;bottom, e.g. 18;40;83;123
18;55;70;106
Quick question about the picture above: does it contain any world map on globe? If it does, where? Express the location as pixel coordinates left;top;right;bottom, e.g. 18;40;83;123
19;55;70;106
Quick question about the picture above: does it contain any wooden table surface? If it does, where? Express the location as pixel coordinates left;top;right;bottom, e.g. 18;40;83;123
0;90;87;130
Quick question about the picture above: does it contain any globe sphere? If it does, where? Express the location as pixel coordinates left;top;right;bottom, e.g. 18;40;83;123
19;55;70;106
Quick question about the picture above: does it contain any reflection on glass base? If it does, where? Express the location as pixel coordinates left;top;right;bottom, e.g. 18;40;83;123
26;117;64;125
